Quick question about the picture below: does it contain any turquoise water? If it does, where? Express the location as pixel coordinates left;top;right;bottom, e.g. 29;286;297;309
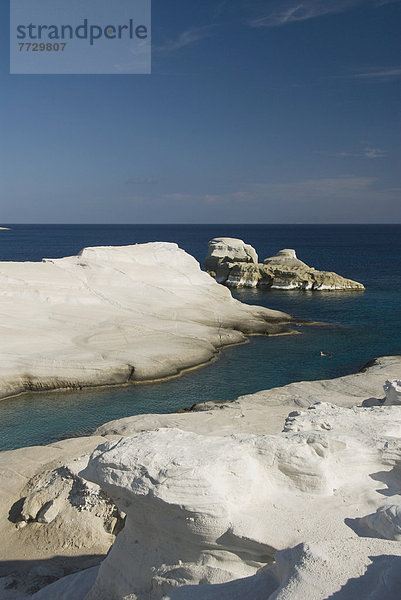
0;224;400;451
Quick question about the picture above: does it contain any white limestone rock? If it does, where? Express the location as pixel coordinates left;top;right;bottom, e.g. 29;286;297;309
14;455;124;548
263;249;365;290
264;248;308;268
0;435;121;599
95;355;401;439
165;539;401;600
357;503;401;541
0;243;293;399
384;379;401;405
225;263;261;288
34;395;401;600
204;238;258;272
206;242;365;290
2;358;401;600
31;566;99;600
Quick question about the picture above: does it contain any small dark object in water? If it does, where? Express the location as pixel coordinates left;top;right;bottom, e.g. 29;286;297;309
320;351;334;358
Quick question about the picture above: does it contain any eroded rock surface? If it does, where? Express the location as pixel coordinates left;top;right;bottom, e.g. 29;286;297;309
384;379;401;405
15;458;123;537
0;436;120;597
204;237;258;272
34;388;401;600
1;357;400;600
0;242;293;399
205;238;365;290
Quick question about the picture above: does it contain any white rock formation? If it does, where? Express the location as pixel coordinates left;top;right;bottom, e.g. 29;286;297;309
32;395;401;600
264;247;308;267
16;456;123;534
357;502;401;541
263;249;365;290
0;436;119;597
95;355;401;438
205;241;365;290
204;238;258;272
0;242;293;399
384;379;401;405
1;357;401;599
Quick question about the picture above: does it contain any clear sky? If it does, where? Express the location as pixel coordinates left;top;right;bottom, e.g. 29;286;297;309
1;0;400;223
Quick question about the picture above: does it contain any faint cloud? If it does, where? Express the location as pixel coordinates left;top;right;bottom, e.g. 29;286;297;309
350;67;401;81
154;25;216;54
334;145;387;159
143;176;400;221
204;194;226;205
226;174;397;204
164;176;384;205
113;40;151;73
248;0;400;27
258;175;379;198
363;147;386;159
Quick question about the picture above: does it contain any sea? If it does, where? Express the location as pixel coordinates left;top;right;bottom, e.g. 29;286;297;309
0;224;400;451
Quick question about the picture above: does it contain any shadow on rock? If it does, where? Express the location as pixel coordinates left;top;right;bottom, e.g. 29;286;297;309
0;554;104;597
326;555;401;599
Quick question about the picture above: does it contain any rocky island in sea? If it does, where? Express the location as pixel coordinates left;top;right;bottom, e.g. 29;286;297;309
0;242;400;600
205;237;365;290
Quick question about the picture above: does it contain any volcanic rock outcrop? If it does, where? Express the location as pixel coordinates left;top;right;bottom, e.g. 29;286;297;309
0;242;294;400
205;238;365;290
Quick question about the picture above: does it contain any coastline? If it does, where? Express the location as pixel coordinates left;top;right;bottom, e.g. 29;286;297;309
1;355;400;599
1;239;399;598
0;242;296;401
1;329;305;403
0;337;247;402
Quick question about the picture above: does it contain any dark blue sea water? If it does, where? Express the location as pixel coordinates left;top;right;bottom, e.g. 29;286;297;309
0;224;400;451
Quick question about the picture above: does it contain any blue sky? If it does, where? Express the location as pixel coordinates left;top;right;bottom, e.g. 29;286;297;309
1;0;400;223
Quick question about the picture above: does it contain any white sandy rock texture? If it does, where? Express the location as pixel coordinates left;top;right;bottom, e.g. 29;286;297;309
0;242;294;400
205;238;365;290
384;379;401;405
0;436;122;598
204;237;258;273
33;396;401;599
10;355;398;600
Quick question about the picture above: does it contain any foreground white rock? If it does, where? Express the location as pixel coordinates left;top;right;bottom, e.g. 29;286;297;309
384;379;401;405
205;238;365;290
0;243;293;399
8;355;396;600
0;436;119;598
32;396;401;600
2;357;399;597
